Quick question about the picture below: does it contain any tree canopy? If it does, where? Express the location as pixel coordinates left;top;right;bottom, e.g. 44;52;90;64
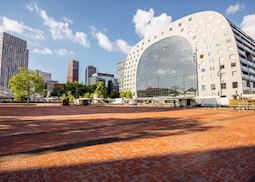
8;67;45;103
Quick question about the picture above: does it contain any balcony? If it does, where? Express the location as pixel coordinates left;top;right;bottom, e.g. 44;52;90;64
239;57;247;64
241;65;249;72
235;35;242;42
249;68;255;75
247;61;255;68
244;46;252;53
238;49;246;56
236;41;244;49
242;74;250;80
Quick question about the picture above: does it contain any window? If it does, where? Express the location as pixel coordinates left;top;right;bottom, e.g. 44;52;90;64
219;57;224;62
229;54;235;59
179;23;182;27
232;82;238;88
226;39;231;43
253;82;255;88
211;84;216;90
181;28;184;32
200;54;204;59
201;61;205;66
221;83;226;89
169;27;172;31
220;65;225;69
188;17;192;21
247;81;250;87
228;46;234;51
231;63;236;67
202;75;206;80
201;68;205;72
201;85;206;91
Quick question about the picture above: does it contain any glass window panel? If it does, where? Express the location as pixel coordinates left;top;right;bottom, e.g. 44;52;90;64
136;36;197;97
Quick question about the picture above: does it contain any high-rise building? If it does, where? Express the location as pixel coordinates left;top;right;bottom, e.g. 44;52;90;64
0;32;29;88
33;69;58;93
116;59;126;91
89;72;114;86
121;11;255;99
34;70;52;81
85;65;96;85
67;59;79;83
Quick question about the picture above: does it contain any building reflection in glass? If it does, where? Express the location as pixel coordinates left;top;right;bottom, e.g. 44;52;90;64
136;36;197;97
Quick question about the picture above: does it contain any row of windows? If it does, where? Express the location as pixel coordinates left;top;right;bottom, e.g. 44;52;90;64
201;82;238;91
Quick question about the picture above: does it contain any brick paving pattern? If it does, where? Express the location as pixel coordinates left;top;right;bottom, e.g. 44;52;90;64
0;106;255;181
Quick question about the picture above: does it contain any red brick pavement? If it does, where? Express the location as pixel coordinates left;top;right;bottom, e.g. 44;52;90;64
0;106;255;181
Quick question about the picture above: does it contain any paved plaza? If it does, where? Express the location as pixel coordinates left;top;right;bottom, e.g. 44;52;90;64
0;106;255;181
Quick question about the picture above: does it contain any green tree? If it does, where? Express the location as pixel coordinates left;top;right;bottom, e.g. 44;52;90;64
67;91;75;102
95;81;106;98
89;93;94;99
83;92;91;98
110;90;120;98
120;90;132;99
8;67;45;104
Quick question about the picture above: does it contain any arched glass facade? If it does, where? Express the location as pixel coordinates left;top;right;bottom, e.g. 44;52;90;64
136;36;197;97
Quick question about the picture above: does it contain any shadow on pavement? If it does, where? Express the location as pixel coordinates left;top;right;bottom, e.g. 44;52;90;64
0;145;254;181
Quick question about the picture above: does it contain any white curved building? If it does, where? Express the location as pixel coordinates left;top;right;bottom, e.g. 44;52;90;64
118;11;255;100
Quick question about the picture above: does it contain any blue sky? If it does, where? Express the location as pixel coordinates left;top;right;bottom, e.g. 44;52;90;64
0;0;254;83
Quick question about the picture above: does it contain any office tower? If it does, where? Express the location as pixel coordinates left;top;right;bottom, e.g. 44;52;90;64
0;32;29;88
85;65;96;85
67;59;79;83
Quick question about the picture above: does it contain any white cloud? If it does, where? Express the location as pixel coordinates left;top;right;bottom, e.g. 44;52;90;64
63;16;73;24
241;13;255;39
32;47;52;55
91;26;132;54
55;48;74;56
133;8;172;38
0;16;44;40
226;2;245;15
32;47;74;56
92;30;113;51
115;39;132;54
26;2;89;47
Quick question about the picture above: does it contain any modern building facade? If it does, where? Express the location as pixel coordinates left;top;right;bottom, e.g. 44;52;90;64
89;72;114;86
116;59;126;91
34;69;58;94
0;32;29;88
67;59;79;83
119;11;255;99
85;65;96;85
34;69;52;81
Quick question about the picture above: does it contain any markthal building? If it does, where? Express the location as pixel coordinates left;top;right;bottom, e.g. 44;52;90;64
120;11;255;100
